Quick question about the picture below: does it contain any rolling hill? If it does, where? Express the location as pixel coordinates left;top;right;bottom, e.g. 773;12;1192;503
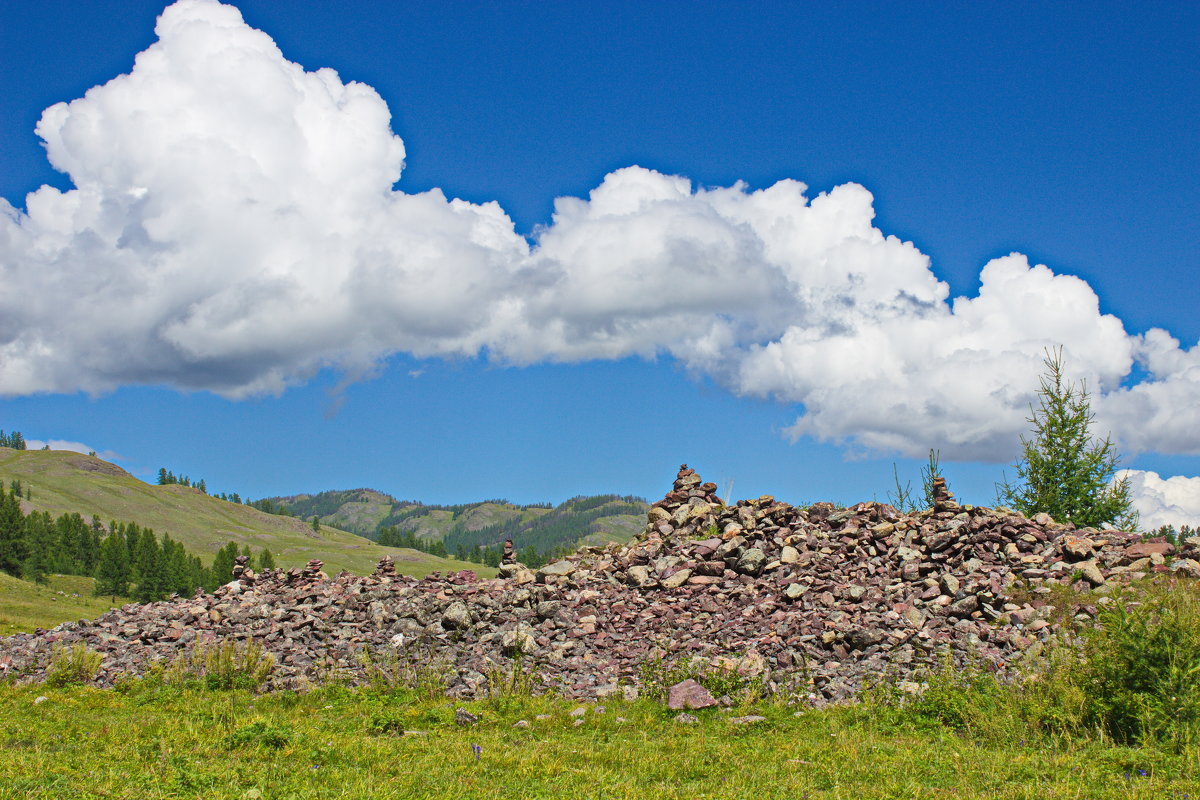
0;448;489;578
274;489;649;559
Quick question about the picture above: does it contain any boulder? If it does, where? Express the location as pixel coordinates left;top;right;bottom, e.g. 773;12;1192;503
667;679;717;710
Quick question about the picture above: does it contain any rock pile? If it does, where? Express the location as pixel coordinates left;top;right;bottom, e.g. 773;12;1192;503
2;465;1198;703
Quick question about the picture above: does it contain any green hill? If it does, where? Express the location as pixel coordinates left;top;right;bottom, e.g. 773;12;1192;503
275;489;648;560
0;448;489;579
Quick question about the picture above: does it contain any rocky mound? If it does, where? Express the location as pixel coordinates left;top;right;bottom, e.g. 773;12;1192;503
2;466;1197;704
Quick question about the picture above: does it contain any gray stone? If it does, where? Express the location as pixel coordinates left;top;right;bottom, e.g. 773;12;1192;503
626;565;653;586
948;595;978;617
784;583;808;600
1079;561;1106;586
500;627;537;657
661;569;692;589
734;548;767;576
844;628;884;650
1061;535;1095;561
441;601;473;630
538;560;577;579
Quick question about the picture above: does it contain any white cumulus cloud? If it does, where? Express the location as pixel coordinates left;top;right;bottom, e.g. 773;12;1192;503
1;0;1197;465
1120;470;1200;530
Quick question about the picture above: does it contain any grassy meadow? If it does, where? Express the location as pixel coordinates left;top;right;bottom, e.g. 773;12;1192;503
0;680;1195;800
0;573;124;637
4;575;1199;799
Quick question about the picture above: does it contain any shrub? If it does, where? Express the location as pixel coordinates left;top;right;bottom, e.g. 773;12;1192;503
637;650;767;705
483;653;540;700
169;639;275;691
357;643;450;699
365;711;407;736
224;720;291;750
861;647;1088;743
1081;578;1200;748
44;643;103;687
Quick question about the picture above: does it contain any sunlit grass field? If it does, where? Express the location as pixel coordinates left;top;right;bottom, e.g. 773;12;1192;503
0;573;125;638
0;680;1195;800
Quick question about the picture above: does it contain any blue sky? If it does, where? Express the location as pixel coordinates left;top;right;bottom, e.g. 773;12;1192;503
1;1;1198;523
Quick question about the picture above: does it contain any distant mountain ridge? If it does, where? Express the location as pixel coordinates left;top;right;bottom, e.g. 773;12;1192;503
272;489;649;563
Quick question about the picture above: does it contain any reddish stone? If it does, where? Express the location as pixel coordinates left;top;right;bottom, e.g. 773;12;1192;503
667;679;717;710
1125;541;1174;558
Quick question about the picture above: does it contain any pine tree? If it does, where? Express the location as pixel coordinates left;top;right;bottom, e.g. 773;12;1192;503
258;547;276;571
132;528;168;603
996;349;1138;530
207;541;238;591
0;485;26;576
21;511;55;584
95;530;131;602
161;534;189;596
123;522;139;564
157;468;169;485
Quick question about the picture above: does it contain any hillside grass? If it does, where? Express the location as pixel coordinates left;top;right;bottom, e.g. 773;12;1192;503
0;681;1194;799
0;573;128;637
0;449;491;578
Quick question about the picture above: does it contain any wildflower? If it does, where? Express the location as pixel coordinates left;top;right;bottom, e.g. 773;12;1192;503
471;743;482;761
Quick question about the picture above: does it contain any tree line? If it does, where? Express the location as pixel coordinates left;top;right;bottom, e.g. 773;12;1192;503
157;466;298;514
0;482;275;603
0;430;27;450
373;523;569;568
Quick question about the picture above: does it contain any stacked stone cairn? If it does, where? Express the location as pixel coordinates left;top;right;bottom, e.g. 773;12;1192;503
2;465;1197;703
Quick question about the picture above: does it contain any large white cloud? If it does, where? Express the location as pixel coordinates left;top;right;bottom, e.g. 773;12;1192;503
0;0;1195;463
1120;470;1200;531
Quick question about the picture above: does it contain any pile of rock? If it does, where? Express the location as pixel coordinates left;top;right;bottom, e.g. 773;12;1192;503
1;465;1196;704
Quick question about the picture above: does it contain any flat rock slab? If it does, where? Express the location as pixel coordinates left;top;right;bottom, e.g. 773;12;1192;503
667;678;717;710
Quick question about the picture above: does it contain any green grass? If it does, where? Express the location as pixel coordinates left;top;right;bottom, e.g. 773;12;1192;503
0;449;492;578
0;682;1194;799
0;573;126;637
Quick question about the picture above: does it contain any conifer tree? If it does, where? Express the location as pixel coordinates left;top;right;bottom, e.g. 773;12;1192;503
123;522;140;564
0;485;26;577
258;547;276;571
132;528;168;603
21;511;55;584
95;530;131;602
207;541;238;591
996;349;1138;529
